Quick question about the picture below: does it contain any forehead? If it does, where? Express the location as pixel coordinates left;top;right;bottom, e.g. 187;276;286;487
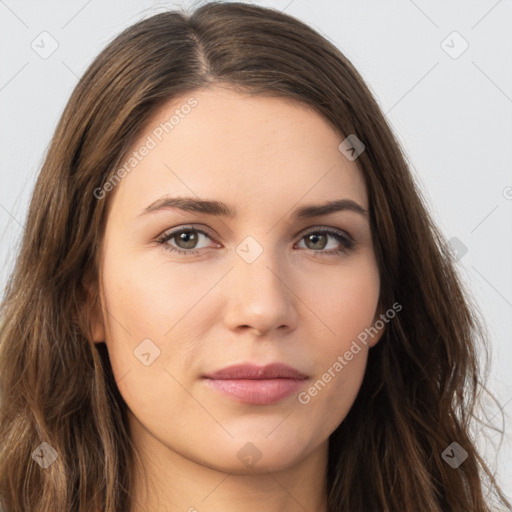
110;87;368;216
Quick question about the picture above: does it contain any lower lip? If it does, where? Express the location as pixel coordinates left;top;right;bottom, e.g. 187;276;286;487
204;378;306;405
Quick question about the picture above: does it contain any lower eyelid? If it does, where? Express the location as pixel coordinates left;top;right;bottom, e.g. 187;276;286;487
161;229;215;250
158;228;353;253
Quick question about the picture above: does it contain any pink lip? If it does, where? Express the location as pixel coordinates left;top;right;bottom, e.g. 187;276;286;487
203;363;308;405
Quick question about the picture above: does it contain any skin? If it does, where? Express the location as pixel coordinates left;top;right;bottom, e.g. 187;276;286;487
89;86;383;512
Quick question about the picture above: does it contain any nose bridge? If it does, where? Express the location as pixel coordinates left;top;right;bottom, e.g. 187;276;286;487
223;233;297;334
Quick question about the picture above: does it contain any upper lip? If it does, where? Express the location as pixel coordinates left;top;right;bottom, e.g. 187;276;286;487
203;363;308;380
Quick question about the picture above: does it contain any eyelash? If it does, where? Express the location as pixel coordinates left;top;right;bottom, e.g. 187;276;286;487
155;225;355;257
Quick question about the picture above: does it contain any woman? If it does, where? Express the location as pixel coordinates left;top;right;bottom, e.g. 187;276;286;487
0;2;509;511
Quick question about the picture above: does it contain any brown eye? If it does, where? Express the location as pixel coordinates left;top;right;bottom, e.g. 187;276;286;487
304;233;328;250
297;228;354;255
156;226;354;257
174;230;200;249
156;227;215;255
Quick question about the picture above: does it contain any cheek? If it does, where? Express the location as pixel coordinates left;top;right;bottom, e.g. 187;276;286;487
100;248;209;351
296;258;379;425
98;249;223;404
308;257;380;351
97;253;167;384
99;265;199;427
297;298;374;439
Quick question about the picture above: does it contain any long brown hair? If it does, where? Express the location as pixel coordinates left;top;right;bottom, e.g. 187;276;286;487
0;2;509;511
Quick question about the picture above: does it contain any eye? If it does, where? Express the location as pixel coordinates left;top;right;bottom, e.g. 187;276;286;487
156;226;354;256
156;226;217;256
295;228;354;256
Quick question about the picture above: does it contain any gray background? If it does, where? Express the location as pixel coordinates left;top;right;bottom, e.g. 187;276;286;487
1;0;511;501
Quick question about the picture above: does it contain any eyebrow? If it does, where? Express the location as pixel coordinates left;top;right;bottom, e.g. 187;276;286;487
139;195;368;219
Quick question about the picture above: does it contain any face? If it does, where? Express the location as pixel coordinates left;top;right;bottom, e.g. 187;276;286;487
90;86;382;474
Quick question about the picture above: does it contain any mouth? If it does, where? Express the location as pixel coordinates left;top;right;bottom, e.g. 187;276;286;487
202;363;308;405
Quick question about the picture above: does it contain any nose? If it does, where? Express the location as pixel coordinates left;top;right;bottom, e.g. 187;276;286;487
222;247;299;337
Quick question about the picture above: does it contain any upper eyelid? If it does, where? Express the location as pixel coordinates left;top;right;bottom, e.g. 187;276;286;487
158;225;216;242
158;224;352;244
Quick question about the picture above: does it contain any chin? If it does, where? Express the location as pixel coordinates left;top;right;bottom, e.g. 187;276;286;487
202;435;312;474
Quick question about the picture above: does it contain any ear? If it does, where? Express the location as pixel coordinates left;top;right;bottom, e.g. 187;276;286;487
81;270;106;344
